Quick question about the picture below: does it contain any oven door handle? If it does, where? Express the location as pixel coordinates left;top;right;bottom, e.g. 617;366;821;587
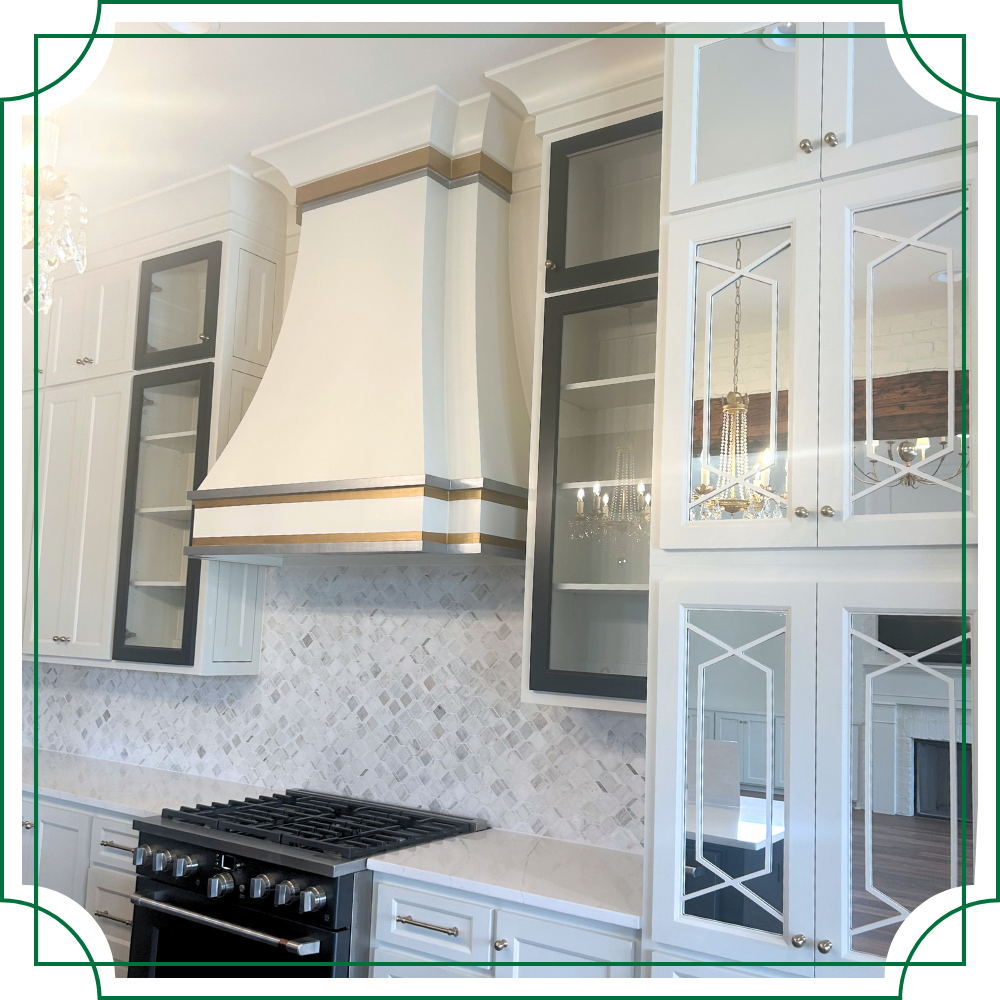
129;894;321;957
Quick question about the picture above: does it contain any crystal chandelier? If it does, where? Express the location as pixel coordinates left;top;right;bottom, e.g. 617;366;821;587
22;114;88;315
568;303;652;554
692;238;783;520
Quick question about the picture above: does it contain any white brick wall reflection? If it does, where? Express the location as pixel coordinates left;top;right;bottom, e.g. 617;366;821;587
24;565;646;853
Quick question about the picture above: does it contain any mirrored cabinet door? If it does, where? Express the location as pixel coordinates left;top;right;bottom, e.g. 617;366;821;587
659;188;819;550
821;23;973;178
668;23;824;212
648;578;817;966
544;113;662;292
815;579;974;968
134;242;222;369
818;158;975;546
528;278;657;702
113;363;213;665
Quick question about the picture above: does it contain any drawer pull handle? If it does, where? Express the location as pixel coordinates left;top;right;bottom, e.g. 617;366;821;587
395;914;459;937
93;909;132;927
22;820;34;829
100;840;135;853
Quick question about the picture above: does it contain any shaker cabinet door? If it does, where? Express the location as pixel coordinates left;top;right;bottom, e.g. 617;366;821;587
667;23;824;212
820;23;971;180
232;249;277;366
43;262;137;385
31;375;131;659
658;188;820;549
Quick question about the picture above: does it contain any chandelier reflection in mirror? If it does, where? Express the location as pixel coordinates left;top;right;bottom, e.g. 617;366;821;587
854;436;967;489
568;303;652;561
22;114;88;315
692;238;785;520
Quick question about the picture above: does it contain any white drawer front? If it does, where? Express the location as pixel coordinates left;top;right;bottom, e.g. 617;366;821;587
90;817;139;871
493;909;636;978
374;880;493;965
86;865;135;976
371;945;491;978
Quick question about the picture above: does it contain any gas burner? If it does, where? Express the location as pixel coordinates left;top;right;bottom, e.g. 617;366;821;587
160;789;477;860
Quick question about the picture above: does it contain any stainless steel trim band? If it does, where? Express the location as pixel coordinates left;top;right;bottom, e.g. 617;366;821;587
189;475;527;502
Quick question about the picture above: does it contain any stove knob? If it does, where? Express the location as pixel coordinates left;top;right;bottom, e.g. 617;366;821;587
207;871;235;899
274;879;302;907
151;849;174;873
250;874;277;900
173;855;200;877
300;886;327;914
133;844;153;867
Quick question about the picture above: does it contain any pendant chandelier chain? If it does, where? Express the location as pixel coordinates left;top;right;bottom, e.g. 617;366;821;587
733;238;742;394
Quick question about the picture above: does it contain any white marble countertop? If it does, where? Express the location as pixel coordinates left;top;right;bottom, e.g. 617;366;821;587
686;796;785;851
23;747;278;818
368;828;643;930
25;749;643;930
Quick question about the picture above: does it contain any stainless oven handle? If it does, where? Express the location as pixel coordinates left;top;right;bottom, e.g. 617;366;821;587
129;895;321;956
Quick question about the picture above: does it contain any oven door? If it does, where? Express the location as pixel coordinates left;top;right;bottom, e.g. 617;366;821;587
127;877;349;977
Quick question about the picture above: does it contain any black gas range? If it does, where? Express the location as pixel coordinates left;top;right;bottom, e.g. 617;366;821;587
127;789;485;978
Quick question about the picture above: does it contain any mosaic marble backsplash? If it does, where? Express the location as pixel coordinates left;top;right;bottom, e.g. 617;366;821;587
24;565;646;853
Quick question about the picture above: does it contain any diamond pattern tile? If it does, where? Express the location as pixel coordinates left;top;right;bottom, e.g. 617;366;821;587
24;565;645;852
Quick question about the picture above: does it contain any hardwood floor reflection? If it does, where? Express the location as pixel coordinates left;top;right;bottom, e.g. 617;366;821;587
851;809;975;957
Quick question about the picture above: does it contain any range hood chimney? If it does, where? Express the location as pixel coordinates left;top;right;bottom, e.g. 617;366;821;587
187;88;530;563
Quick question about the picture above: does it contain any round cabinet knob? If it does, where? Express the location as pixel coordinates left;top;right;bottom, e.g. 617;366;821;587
820;505;835;517
823;132;839;147
494;939;508;952
173;855;199;877
817;939;833;954
207;872;235;899
791;933;806;948
798;138;814;153
151;849;174;873
794;506;810;518
250;874;277;900
274;879;301;906
22;820;34;830
299;887;327;914
544;260;556;270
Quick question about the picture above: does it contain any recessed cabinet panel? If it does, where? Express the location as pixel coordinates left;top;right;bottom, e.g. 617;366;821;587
669;24;823;212
821;24;973;179
659;190;819;550
134;242;221;369
30;375;131;659
528;279;657;702
210;561;263;663
233;250;277;366
546;114;662;291
113;364;213;665
222;369;262;451
43;263;137;385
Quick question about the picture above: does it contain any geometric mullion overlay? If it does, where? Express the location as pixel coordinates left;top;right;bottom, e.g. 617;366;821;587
851;191;970;515
683;610;786;934
849;616;972;956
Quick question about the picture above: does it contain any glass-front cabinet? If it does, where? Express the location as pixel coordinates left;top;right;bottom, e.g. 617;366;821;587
112;363;213;664
529;280;657;702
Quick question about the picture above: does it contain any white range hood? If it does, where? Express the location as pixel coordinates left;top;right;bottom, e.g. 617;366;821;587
186;88;530;564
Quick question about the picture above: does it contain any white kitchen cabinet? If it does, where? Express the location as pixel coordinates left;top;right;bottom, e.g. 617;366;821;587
42;261;137;386
658;188;820;550
668;23;974;212
820;24;970;179
493;908;636;978
205;561;265;663
85;867;136;976
27;373;131;659
232;249;277;366
22;391;36;631
371;945;490;978
369;874;639;978
21;795;35;899
23;300;48;390
221;366;261;451
38;801;93;906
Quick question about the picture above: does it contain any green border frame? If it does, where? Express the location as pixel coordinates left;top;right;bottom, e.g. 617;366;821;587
0;0;1000;996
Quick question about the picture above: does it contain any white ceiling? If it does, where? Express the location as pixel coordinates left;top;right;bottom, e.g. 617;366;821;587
29;21;651;214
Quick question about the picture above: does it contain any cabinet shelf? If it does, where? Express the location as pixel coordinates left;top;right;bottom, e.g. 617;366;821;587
561;373;655;411
135;505;191;519
141;430;197;449
553;583;650;592
131;580;186;588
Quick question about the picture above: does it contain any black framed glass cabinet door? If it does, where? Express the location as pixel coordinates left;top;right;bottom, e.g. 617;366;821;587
529;278;657;701
113;363;213;665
